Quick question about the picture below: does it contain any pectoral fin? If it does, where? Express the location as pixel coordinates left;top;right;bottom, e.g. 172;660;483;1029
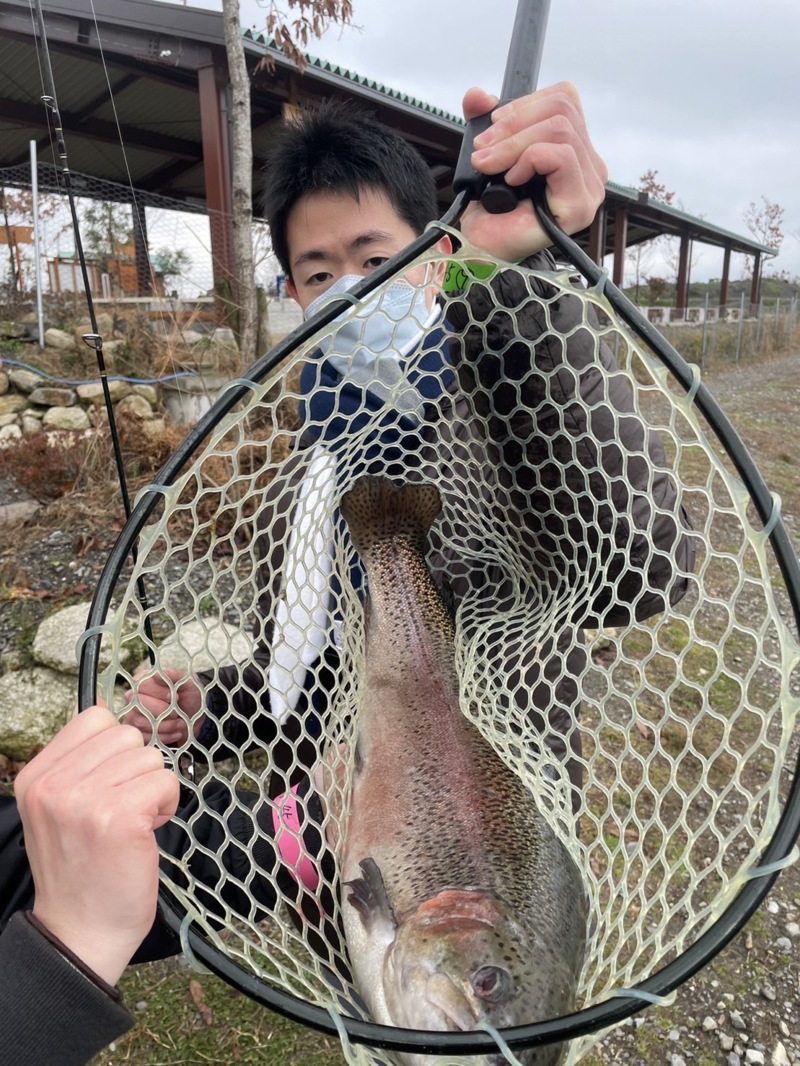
345;857;397;935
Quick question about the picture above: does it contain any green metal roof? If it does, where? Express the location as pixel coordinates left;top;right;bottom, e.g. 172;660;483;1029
605;180;778;257
242;28;465;127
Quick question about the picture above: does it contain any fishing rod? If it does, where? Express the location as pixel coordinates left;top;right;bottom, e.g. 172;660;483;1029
29;0;154;659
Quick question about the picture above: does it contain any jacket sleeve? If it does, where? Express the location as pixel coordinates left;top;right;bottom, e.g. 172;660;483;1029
0;912;134;1066
443;250;696;627
0;794;34;933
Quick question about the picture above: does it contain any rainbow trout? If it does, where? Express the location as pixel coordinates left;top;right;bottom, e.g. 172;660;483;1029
337;476;587;1066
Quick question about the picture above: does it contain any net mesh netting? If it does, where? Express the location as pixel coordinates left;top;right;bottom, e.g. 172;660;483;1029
92;236;800;1065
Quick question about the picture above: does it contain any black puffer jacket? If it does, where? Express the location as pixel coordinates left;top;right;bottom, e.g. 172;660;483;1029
197;249;696;801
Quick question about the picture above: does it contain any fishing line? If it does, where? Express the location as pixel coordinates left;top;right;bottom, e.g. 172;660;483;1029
28;0;155;660
85;0;191;374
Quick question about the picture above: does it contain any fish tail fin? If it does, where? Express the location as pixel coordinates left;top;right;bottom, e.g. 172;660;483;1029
340;476;441;554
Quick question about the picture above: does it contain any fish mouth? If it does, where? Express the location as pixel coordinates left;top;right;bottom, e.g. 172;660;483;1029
425;972;479;1032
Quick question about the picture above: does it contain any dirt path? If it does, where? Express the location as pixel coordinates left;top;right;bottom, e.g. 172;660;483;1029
582;350;800;1066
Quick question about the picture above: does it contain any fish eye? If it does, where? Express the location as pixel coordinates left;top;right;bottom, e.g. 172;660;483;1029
471;965;513;1004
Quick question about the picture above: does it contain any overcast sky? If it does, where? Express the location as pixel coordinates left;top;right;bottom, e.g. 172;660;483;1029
176;0;800;284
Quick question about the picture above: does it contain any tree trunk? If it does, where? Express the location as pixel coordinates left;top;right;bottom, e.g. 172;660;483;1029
222;0;257;371
1;190;19;295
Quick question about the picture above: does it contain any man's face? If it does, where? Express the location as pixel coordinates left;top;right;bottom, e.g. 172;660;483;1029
284;188;427;312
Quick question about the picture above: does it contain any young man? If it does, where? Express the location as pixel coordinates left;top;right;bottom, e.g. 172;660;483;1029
0;81;695;1059
125;83;694;804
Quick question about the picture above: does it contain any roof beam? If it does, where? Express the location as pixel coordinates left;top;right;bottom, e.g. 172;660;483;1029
0;95;202;161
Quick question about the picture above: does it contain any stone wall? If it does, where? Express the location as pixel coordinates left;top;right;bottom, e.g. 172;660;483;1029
0;604;253;761
0;361;161;444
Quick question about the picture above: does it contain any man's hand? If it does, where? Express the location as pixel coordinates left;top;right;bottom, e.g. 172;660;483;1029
14;705;180;986
123;668;205;747
459;83;608;263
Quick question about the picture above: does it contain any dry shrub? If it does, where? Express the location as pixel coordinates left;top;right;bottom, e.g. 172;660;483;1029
0;431;92;502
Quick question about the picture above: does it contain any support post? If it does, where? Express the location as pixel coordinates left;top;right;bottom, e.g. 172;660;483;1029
675;233;690;319
749;252;762;312
612;207;627;287
587;203;606;266
198;63;235;325
131;205;151;297
719;246;731;313
30;140;45;346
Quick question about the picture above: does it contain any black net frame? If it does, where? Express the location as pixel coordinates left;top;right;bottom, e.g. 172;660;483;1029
74;184;800;1060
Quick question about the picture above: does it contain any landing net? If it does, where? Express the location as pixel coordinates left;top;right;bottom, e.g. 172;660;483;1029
86;234;800;1064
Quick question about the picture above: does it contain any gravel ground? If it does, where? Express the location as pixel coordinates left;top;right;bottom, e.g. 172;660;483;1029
2;351;800;1065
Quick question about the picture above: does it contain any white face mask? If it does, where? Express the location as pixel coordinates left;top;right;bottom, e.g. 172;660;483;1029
303;273;438;420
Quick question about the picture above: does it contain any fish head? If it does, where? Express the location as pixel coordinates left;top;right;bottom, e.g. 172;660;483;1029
383;890;574;1063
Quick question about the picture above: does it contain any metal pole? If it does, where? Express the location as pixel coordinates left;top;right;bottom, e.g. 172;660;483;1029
701;291;709;369
735;291;745;363
30;140;45;347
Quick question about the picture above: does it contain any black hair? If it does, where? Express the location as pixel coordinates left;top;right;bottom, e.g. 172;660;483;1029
261;99;439;279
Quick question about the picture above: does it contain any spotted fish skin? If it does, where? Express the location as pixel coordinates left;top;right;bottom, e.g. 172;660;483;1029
337;476;587;1066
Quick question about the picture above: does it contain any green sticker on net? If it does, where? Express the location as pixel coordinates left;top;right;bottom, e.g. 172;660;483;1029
443;260;498;293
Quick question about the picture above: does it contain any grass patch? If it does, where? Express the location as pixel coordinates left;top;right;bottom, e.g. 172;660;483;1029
91;958;345;1065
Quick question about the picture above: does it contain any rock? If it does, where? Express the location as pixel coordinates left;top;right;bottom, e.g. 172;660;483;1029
44;327;77;350
141;616;253;675
785;921;800;938
21;415;42;435
42;405;91;431
0;413;18;427
0;668;76;759
730;1010;747;1031
32;602;135;676
131;383;159;406
182;329;206;347
77;380;131;405
29;386;77;407
8;368;42;393
0;424;22;445
0;394;27;417
720;1033;736;1051
116;393;155;419
161;373;227;424
745;1052;765;1066
759;984;777;1001
73;312;114;345
775;936;793;954
0;370;8;395
772;1042;790;1066
185;327;239;371
140;417;167;437
671;1056;686;1066
0;498;40;526
79;338;128;370
703;1016;719;1031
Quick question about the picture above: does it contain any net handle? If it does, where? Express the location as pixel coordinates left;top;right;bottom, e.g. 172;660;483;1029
453;0;552;213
